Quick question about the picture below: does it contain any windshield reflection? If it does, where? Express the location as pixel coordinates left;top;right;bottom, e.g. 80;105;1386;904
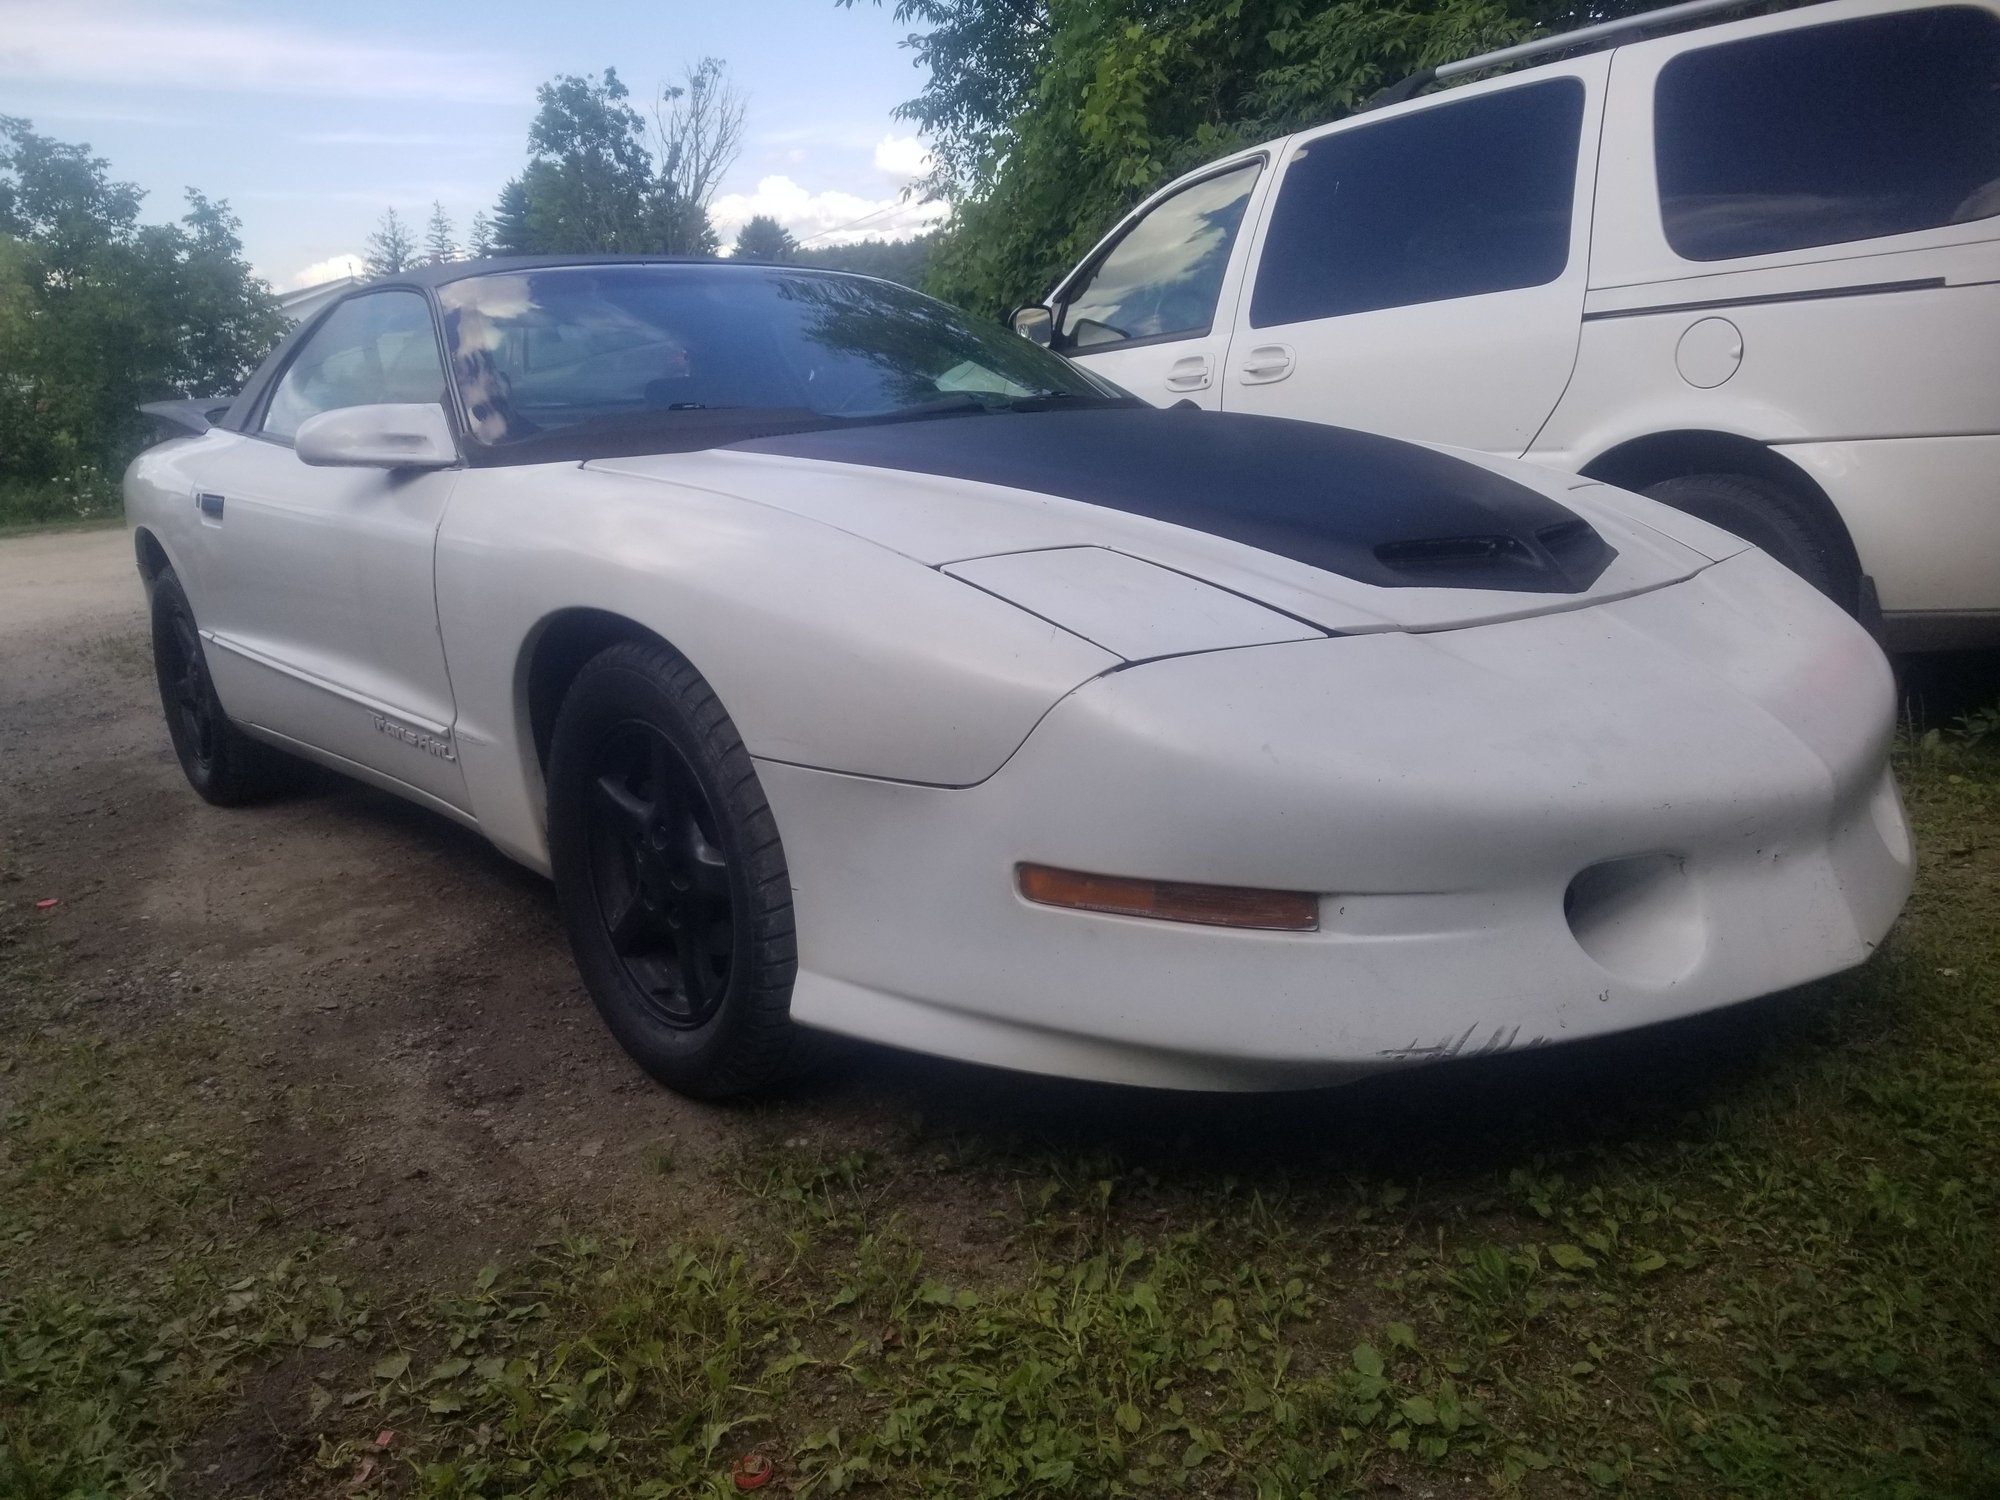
436;264;1123;448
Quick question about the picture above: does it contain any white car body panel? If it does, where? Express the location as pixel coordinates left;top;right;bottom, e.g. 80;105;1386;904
1045;0;2000;643
1052;152;1282;411
592;446;1715;636
768;550;1907;1088
125;259;1915;1090
940;548;1324;660
1221;54;1610;455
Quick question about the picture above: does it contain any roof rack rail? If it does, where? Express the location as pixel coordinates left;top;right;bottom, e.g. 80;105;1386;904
1360;0;1768;110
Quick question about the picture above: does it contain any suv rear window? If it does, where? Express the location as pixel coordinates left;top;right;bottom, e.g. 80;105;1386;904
1249;78;1584;328
1655;7;2000;261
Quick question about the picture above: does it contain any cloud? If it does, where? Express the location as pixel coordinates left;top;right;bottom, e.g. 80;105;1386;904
752;123;884;151
872;134;933;182
240;183;489;206
294;131;514;150
293;254;366;289
0;1;525;103
6;102;194;127
710;175;947;248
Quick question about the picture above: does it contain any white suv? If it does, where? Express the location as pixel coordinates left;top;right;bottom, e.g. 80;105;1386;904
1015;0;2000;647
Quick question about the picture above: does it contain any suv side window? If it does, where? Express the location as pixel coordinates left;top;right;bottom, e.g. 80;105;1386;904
1249;78;1584;329
261;290;447;441
1057;161;1261;351
1655;7;2000;262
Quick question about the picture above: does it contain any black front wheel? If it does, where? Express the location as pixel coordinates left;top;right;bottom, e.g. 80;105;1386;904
546;639;808;1099
149;567;297;805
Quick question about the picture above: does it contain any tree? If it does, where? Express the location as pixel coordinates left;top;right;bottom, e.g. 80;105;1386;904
843;0;1659;317
834;0;1049;203
517;68;660;253
650;192;719;256
0;117;282;518
485;63;735;257
467;209;495;258
732;214;797;261
175;190;284;396
423;200;456;264
364;206;415;276
654;57;744;250
795;230;936;289
490;179;533;255
0;113;146;284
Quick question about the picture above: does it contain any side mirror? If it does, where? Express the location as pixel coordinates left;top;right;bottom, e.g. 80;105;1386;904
1009;304;1055;348
294;403;458;470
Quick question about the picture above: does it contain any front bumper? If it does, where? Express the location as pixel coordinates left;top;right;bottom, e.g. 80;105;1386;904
762;550;1913;1090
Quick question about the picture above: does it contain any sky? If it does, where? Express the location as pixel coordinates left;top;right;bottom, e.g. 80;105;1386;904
0;0;946;289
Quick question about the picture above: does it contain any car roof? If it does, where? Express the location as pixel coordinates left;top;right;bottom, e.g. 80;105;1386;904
363;254;853;291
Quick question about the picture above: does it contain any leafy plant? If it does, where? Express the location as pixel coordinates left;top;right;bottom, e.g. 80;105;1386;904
1955;701;2000;747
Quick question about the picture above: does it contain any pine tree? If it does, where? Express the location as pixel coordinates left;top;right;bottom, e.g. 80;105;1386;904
423;200;456;264
467;210;495;258
363;206;414;276
491;179;534;255
732;214;797;261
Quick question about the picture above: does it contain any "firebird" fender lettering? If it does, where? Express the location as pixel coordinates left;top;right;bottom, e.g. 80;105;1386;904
368;712;456;762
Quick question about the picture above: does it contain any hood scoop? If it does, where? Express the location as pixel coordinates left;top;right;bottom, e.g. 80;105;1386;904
1374;519;1615;592
729;408;1616;595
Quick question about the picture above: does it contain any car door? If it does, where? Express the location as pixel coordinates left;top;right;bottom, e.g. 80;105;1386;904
1053;156;1270;407
189;288;470;811
1222;59;1608;455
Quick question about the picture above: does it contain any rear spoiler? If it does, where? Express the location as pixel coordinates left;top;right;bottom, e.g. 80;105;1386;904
139;397;236;437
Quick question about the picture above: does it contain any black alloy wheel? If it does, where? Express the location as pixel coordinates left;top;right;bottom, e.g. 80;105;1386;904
547;638;808;1099
160;603;220;770
583;720;737;1029
149;566;296;805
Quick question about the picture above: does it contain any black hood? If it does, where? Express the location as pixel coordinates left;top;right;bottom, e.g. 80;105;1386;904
732;407;1614;594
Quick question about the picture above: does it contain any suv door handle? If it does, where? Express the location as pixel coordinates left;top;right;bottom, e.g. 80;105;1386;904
1164;355;1213;391
1238;343;1296;384
196;491;225;519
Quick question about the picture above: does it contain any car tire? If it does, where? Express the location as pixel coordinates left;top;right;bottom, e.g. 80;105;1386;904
546;638;809;1100
150;567;299;806
1643;473;1856;611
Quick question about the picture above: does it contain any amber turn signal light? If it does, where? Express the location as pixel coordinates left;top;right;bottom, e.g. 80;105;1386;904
1016;863;1319;931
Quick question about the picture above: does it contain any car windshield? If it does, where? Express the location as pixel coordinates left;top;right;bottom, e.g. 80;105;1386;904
437;263;1127;450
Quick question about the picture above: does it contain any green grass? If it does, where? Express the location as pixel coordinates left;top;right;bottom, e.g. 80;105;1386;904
0;477;121;532
2;744;1996;1498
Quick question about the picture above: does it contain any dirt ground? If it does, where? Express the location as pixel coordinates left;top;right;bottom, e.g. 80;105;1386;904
0;526;898;1277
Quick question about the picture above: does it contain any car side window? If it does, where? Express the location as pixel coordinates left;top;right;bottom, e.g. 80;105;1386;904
1249;78;1584;329
261;290;447;441
1654;7;2000;262
1057;161;1261;351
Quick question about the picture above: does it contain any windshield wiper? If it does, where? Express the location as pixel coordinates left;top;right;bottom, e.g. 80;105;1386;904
851;389;1142;426
850;392;1010;422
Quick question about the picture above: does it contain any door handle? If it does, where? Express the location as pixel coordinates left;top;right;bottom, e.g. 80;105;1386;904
196;491;225;519
1164;355;1213;391
1238;343;1296;384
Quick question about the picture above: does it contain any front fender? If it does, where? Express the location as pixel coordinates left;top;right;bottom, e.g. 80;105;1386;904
435;462;1119;871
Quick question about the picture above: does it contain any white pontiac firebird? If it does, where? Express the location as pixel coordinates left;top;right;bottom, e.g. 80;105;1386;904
126;256;1914;1097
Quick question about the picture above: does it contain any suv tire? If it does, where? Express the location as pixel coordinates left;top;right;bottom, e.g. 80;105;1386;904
1643;473;1855;611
